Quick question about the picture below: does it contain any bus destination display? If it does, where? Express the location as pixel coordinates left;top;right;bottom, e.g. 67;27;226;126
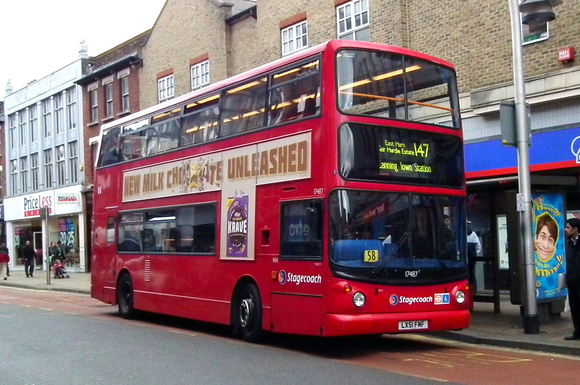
339;123;464;187
379;139;432;176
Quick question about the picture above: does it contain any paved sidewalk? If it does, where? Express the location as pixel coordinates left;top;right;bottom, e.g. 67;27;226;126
0;269;91;295
1;270;580;356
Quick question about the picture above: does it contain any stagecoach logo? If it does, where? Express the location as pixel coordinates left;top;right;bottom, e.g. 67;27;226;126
389;294;439;306
277;270;322;286
278;270;288;284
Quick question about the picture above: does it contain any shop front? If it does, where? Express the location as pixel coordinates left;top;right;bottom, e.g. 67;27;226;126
4;187;87;273
465;124;580;309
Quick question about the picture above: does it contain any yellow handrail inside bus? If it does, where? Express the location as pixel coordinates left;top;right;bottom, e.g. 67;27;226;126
339;91;454;113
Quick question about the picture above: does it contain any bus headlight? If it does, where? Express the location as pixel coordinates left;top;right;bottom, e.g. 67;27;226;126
353;292;366;307
456;290;466;304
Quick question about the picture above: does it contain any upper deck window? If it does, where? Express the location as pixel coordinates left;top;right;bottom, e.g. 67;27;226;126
96;54;322;168
98;127;121;167
336;49;460;129
268;59;321;125
221;77;268;137
182;94;220;145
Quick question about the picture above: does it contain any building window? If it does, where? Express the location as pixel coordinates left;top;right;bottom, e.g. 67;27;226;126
8;114;17;150
44;149;54;188
337;0;370;41
29;105;38;143
66;88;77;129
191;61;210;91
158;74;174;102
522;21;548;45
20;156;28;193
105;82;114;118
281;21;308;56
68;141;79;184
121;76;130;113
90;88;99;124
43;99;52;137
18;111;27;147
56;145;65;186
31;153;39;191
10;160;18;194
55;93;64;134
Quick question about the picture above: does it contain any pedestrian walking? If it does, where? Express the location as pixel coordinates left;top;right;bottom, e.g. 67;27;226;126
564;217;580;340
22;240;36;278
0;246;9;280
1;243;10;277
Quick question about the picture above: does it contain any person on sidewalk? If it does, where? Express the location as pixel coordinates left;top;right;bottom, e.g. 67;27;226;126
564;217;580;341
0;246;9;280
48;241;64;266
22;240;36;278
1;243;10;277
467;220;481;289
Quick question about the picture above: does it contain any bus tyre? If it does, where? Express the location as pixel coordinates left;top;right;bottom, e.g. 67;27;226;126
117;274;135;319
236;283;263;343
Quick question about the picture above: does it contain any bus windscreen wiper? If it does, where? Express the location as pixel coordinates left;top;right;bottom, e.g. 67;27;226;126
372;232;408;275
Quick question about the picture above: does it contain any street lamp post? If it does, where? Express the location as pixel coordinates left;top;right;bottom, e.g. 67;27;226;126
508;0;561;334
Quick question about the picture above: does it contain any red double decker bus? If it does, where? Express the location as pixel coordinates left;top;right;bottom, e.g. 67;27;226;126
91;40;470;342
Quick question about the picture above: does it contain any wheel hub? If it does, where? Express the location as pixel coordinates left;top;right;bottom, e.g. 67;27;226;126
239;298;253;327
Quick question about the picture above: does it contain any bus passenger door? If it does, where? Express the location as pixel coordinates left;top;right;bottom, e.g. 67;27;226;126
97;215;119;301
269;199;325;336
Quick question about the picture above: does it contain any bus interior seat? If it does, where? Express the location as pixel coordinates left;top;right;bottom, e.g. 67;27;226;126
333;239;383;265
118;229;142;252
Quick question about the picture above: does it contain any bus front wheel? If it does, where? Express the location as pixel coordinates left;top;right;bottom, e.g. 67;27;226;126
117;274;135;319
235;283;263;342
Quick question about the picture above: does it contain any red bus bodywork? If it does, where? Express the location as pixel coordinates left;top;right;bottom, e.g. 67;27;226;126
91;40;471;340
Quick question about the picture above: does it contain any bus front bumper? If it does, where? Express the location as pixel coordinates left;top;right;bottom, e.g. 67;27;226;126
322;310;471;337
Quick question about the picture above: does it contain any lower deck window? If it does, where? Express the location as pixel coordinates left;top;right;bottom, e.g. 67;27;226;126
118;203;217;254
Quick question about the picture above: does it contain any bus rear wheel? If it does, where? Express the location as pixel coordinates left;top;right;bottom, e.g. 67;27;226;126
117;274;135;319
235;283;263;342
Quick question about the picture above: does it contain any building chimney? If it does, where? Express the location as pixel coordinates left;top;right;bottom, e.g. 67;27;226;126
5;79;13;96
79;39;89;59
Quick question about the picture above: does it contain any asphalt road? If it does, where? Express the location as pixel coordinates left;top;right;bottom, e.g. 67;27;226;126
1;287;578;385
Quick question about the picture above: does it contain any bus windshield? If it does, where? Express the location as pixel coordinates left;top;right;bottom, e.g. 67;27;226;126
329;190;467;284
336;48;460;128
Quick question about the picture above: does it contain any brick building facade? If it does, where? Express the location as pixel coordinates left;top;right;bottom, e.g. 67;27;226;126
131;0;580;297
77;31;149;188
137;1;580;121
3;0;580;287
